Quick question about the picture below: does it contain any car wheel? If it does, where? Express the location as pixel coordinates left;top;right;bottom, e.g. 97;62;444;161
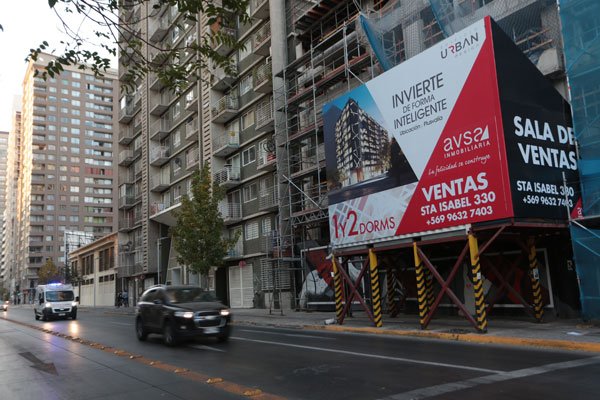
136;317;148;341
41;311;47;322
34;311;39;320
163;321;177;347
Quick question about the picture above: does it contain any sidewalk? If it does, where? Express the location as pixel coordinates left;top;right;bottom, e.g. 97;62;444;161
91;305;600;353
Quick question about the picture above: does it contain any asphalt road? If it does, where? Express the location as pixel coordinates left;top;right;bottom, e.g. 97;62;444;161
1;306;600;399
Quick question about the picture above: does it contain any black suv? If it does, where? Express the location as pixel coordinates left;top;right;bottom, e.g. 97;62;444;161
135;285;232;346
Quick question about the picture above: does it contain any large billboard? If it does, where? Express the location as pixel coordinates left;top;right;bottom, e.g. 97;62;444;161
324;17;581;248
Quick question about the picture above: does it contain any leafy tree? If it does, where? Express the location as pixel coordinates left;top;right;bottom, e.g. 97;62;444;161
170;162;239;276
22;0;250;92
38;258;61;284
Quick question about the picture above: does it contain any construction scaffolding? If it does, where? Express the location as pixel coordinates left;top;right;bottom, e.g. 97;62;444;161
275;0;379;310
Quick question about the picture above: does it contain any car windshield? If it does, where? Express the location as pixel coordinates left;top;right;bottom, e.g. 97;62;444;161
165;288;217;304
46;291;74;301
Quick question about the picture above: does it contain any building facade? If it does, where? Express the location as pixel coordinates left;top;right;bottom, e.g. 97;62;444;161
118;0;569;310
0;129;9;291
1;98;23;298
9;54;118;303
69;232;119;307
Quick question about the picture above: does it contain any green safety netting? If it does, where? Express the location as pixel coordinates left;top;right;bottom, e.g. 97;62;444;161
570;223;600;320
559;0;600;217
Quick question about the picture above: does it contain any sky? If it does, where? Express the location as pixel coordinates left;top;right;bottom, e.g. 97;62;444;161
0;0;116;132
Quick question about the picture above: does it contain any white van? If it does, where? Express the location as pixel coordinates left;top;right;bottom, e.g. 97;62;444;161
34;283;78;321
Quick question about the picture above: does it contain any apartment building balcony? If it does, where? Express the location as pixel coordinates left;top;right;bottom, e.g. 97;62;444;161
250;0;269;19
290;143;326;178
211;95;239;123
33;77;46;88
149;72;166;92
118;150;135;166
118;194;135;210
133;143;142;160
150;174;170;192
150;118;171;141
118;125;135;145
225;239;244;259
185;117;199;141
118;216;136;232
213;165;241;188
219;201;242;224
150;200;178;226
185;88;199;111
291;182;329;215
149;14;169;43
150;91;171;116
187;148;200;170
150;201;170;217
253;22;271;57
122;169;136;184
149;146;170;166
211;63;237;91
118;103;135;124
213;131;240;157
255;97;274;132
253;59;272;93
134;163;143;179
210;25;237;56
257;145;276;171
258;186;278;211
149;49;169;66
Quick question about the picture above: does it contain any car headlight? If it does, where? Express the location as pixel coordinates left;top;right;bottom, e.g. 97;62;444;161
174;311;194;318
45;302;52;308
71;301;78;307
220;309;230;316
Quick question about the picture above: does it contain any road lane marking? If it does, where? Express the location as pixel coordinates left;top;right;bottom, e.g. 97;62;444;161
379;356;600;400
239;329;336;340
232;336;502;373
4;316;285;400
108;321;131;326
188;344;226;352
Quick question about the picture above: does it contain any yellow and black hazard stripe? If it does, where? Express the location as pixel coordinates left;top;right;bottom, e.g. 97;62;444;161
386;268;399;317
332;255;344;323
369;249;383;327
469;233;488;333
528;236;544;322
413;242;429;329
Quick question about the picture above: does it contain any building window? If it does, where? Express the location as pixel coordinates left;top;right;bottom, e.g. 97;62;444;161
242;146;256;166
239;74;253;96
245;221;259;240
241;109;254;130
243;183;257;203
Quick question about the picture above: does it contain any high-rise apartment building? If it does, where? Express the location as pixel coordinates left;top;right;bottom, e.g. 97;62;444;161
1;98;22;297
118;0;567;310
0;130;9;286
10;53;118;303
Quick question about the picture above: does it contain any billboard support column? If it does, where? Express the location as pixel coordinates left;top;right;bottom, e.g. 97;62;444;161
425;268;435;313
413;242;429;329
468;231;488;333
386;267;399;318
527;236;544;322
368;249;383;328
332;255;344;324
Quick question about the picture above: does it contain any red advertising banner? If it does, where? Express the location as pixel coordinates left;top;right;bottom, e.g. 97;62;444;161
324;17;579;248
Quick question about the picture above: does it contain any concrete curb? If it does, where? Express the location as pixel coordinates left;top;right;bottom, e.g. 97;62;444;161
305;324;600;353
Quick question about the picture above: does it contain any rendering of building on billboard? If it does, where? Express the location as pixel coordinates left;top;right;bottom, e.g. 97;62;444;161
324;16;581;248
